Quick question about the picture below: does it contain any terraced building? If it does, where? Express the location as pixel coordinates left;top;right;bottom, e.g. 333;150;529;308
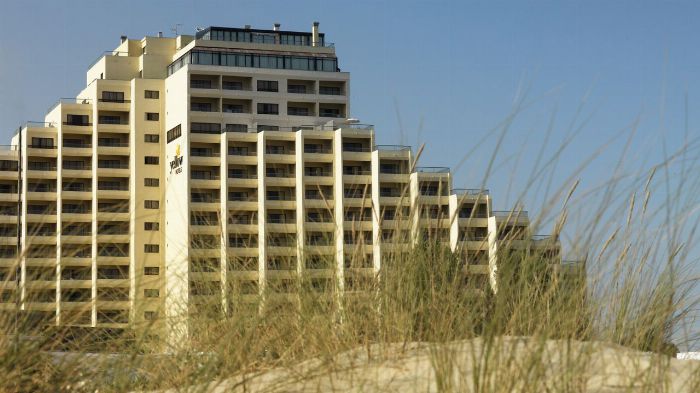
0;23;565;343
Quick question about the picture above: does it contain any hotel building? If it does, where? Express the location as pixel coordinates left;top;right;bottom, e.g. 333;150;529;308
0;23;565;342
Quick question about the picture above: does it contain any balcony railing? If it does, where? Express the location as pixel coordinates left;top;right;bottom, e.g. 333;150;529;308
63;121;92;127
97;162;129;169
228;172;257;179
343;169;372;175
265;148;295;155
228;194;255;202
266;194;294;201
228;148;256;156
303;146;332;154
98;118;129;125
98;141;129;147
342;146;371;153
304;170;331;177
191;150;221;157
376;144;411;152
28;163;57;171
492;210;529;218
63;142;91;148
98;98;131;103
452;188;489;195
191;172;221;180
417;167;450;173
97;184;128;191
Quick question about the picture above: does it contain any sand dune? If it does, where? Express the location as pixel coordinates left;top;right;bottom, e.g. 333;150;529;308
165;337;700;393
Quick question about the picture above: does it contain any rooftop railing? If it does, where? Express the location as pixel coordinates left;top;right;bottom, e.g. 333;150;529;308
492;210;529;218
417;167;450;173
47;98;92;114
376;144;411;151
452;188;490;195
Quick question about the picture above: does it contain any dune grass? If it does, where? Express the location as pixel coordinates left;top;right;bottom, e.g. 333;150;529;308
2;105;700;392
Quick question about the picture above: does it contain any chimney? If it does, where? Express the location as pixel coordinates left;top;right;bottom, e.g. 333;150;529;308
120;35;127;43
312;21;319;47
158;31;163;38
273;23;280;31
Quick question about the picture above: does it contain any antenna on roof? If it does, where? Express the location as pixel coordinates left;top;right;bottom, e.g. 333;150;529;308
171;23;183;35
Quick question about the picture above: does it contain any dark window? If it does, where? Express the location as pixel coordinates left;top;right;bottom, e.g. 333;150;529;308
222;80;243;90
256;80;278;92
144;134;159;143
65;114;89;126
144;156;159;165
31;137;54;148
145;200;159;209
257;103;278;115
167;125;182;143
144;244;159;253
222;104;244;113
0;160;18;171
257;124;279;132
225;123;247;133
319;86;342;95
190;122;221;134
144;90;159;99
144;289;159;298
101;91;125;103
145;113;159;121
144;222;159;231
144;267;159;275
190;79;213;89
144;178;159;187
144;311;157;320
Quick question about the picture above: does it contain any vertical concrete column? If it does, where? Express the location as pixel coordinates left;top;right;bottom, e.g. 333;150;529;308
332;129;345;293
219;131;229;315
370;151;381;273
294;130;305;276
256;132;267;299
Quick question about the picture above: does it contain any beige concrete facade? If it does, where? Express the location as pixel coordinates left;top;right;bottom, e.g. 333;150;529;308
0;23;566;343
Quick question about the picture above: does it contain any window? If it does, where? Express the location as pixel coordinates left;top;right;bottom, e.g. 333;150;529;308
144;267;159;276
31;137;54;148
190;122;221;134
167;124;182;143
144;244;159;253
144;156;159;165
223;104;244;113
145;200;159;209
66;114;89;126
257;124;279;132
144;289;159;298
144;222;159;231
257;103;278;115
144;178;159;187
256;80;278;92
319;86;342;95
101;91;125;102
145;112;159;121
222;80;243;90
225;123;247;133
144;90;159;99
144;134;159;143
144;311;157;320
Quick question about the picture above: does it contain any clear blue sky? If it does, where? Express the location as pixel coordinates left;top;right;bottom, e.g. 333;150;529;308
1;0;698;224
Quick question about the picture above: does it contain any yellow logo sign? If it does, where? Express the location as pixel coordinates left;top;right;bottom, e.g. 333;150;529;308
170;144;184;175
